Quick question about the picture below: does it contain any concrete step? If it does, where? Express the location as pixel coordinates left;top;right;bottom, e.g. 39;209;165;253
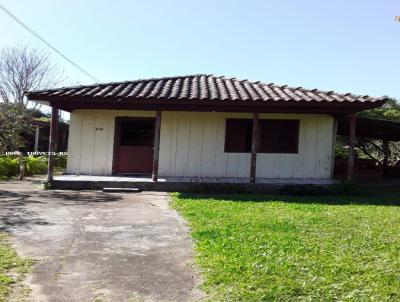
102;187;141;193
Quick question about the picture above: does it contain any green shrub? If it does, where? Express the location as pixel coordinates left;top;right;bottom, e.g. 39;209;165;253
0;156;19;177
25;156;47;175
55;154;67;169
0;154;67;177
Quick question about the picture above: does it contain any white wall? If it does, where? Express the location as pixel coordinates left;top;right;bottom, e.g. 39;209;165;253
66;110;334;179
66;110;155;175
158;112;334;179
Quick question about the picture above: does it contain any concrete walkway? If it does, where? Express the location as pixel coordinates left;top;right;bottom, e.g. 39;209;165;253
0;180;202;302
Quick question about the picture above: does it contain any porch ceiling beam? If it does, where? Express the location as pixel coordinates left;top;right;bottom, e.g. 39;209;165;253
45;102;372;115
152;111;162;182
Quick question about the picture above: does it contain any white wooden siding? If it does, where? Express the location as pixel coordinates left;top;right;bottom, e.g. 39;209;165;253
66;110;155;175
66;110;334;179
255;113;333;178
159;112;333;179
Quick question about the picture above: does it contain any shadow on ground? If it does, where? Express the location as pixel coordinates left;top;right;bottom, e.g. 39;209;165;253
0;188;123;231
176;186;400;206
36;191;123;205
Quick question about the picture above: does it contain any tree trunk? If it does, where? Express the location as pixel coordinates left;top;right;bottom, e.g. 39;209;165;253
17;151;25;181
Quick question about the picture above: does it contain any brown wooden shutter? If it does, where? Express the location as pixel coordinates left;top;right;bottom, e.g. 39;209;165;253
224;119;252;152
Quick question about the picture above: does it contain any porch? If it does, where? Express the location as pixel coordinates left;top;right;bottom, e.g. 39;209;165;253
51;175;336;192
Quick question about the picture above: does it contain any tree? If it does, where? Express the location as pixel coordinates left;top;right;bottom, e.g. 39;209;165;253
0;102;33;180
0;44;64;108
0;45;64;179
0;103;32;153
358;98;400;122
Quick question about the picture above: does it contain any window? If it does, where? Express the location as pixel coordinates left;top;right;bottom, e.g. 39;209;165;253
224;119;253;152
224;118;299;154
120;119;154;146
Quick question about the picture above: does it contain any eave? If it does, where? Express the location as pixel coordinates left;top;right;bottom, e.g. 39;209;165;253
25;95;386;114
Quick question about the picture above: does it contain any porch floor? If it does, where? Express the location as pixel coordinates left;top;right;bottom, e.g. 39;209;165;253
50;175;336;191
55;175;335;184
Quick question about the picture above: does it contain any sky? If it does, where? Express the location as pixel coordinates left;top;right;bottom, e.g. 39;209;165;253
1;0;399;101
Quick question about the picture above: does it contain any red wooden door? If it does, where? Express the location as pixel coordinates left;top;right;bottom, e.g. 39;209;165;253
114;118;155;174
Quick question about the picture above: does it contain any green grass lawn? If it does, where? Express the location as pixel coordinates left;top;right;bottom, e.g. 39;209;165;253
172;192;400;301
0;234;32;301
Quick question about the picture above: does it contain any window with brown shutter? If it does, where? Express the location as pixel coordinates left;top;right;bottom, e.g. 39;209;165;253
224;118;300;154
224;119;253;152
259;119;299;153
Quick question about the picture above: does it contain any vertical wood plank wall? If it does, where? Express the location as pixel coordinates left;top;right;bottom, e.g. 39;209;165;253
66;110;155;175
66;110;334;179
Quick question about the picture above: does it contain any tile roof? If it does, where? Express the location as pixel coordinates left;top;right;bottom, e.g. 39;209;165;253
26;74;385;105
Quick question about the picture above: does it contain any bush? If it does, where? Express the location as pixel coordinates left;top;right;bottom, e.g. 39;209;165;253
0;156;19;178
55;154;67;169
25;156;47;175
0;154;67;178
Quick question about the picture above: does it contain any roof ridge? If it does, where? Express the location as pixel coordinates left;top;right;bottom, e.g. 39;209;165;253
261;82;376;100
26;74;216;94
215;76;373;100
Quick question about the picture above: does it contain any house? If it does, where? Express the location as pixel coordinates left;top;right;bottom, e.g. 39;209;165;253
27;118;68;153
26;74;386;186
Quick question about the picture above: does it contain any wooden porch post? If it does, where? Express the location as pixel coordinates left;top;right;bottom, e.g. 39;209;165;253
330;117;338;178
152;111;162;182
347;113;356;180
382;140;389;168
250;112;259;184
47;106;58;182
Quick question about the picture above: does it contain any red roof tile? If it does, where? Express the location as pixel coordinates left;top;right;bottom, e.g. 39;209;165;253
26;74;386;105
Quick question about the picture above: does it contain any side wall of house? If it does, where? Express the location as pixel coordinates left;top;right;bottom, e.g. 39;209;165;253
66;110;334;178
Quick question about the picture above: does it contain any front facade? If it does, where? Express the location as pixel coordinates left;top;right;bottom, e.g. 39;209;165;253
67;110;334;179
26;74;386;183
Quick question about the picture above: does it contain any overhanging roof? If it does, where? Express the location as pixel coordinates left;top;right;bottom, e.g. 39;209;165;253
25;74;387;113
337;117;400;141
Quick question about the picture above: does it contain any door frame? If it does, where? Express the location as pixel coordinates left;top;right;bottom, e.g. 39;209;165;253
112;116;156;175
